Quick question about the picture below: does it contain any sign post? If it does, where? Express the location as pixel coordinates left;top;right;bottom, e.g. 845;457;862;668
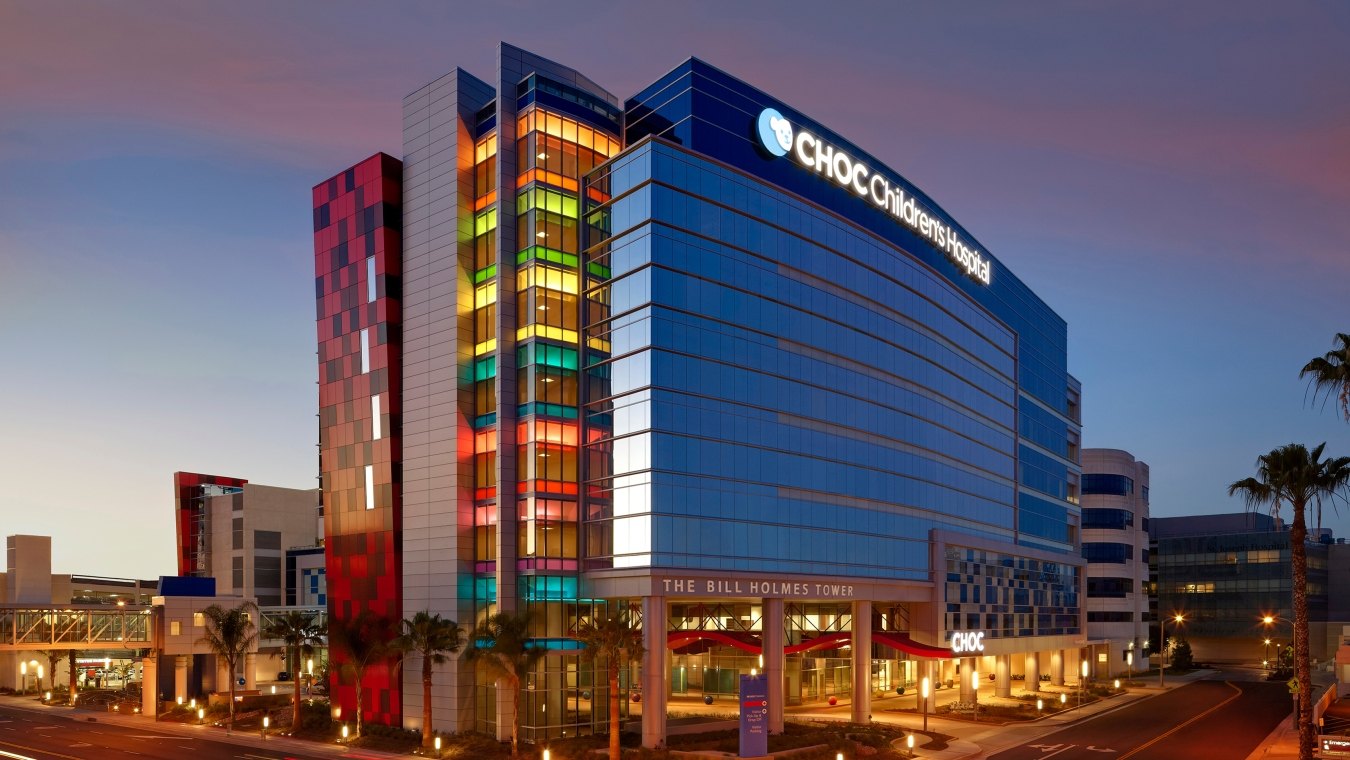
739;674;769;757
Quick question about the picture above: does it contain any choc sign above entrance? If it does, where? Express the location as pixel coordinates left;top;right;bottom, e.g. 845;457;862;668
950;630;986;654
756;107;992;286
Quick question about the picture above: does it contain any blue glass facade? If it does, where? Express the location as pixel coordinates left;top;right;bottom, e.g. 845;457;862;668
582;60;1081;587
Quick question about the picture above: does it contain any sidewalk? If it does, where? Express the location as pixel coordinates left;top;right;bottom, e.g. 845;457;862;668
0;693;407;759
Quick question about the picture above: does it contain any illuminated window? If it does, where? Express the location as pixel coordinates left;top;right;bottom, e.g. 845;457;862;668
193;612;204;628
364;464;375;510
170;621;182;636
366;257;376;303
371;395;382;440
360;328;370;374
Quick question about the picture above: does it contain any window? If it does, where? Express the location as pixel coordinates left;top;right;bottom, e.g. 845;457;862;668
170;621;182;636
372;395;382;440
1087;611;1133;623
254;530;281;551
1082;542;1131;564
365;464;375;510
366;257;376;303
1082;474;1133;496
1082;508;1134;530
231;517;243;550
231;556;244;590
360;328;370;374
193;612;204;628
1087;577;1134;597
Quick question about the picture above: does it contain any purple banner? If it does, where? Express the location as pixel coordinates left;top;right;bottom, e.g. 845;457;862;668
739;673;769;757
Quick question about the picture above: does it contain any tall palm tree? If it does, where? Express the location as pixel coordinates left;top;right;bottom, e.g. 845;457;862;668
576;608;645;760
328;611;396;738
1302;333;1350;422
262;610;324;732
465;611;546;756
36;650;62;693
393;611;466;749
66;650;79;705
1229;442;1350;760
199;601;259;733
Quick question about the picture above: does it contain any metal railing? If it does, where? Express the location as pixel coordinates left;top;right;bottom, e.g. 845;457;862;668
0;605;152;650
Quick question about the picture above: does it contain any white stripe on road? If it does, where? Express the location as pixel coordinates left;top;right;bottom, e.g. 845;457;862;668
0;749;37;760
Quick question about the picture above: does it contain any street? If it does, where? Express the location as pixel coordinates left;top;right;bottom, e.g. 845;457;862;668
0;703;345;760
989;680;1290;760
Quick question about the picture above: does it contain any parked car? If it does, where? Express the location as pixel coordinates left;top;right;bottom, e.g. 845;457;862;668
276;671;291;681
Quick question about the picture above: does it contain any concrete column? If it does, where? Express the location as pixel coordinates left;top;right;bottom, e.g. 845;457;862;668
641;596;667;749
851;600;872;723
763;597;785;734
958;657;975;701
1050;650;1064;686
174;655;188;705
244;653;256;691
141;656;158;716
1024;651;1040;692
995;654;1011;698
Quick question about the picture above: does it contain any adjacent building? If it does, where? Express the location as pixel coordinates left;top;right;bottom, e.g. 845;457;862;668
172;472;322;606
313;43;1086;745
1080;449;1150;676
1149;513;1346;663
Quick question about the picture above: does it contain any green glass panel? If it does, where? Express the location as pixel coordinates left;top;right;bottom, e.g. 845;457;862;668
473;264;497;284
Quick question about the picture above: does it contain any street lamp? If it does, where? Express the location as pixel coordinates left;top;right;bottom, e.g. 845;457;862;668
971;669;979;721
1079;659;1088;707
1159;614;1184;688
1126;650;1133;684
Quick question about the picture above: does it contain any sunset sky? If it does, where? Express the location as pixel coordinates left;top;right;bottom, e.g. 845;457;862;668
2;1;1347;578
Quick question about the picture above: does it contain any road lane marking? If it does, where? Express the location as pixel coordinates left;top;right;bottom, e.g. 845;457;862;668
1118;681;1243;759
0;737;83;760
0;750;38;760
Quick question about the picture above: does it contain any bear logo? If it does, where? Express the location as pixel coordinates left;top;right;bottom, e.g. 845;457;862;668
757;108;793;157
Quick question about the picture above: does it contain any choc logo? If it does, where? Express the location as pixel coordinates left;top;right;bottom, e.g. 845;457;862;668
757;108;793;157
950;631;985;654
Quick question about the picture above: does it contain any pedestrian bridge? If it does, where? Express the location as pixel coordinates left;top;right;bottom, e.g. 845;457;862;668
0;604;328;652
0;605;151;651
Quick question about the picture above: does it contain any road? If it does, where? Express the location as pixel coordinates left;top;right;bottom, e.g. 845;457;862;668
0;703;343;760
989;680;1289;760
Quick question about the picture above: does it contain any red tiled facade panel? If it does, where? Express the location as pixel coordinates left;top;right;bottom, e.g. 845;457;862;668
313;153;403;728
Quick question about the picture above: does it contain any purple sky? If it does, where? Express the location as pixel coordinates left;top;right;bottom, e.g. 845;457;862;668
2;1;1348;579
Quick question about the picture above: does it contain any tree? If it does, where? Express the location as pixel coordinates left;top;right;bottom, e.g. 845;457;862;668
328;611;397;738
1301;333;1350;422
36;650;61;693
576;607;645;760
66;650;79;705
465;612;546;756
262;610;324;733
392;611;466;749
199;601;259;733
1169;638;1194;670
1230;443;1350;760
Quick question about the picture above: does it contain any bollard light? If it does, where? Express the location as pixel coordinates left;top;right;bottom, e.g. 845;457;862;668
906;734;914;750
37;665;43;681
1114;679;1120;689
341;724;349;742
198;708;205;722
44;691;51;701
435;736;443;753
177;696;183;706
308;658;314;674
750;668;757;676
271;685;277;694
1060;693;1066;705
544;749;551;760
190;698;196;709
837;753;844;760
263;716;269;728
1037;698;1043;711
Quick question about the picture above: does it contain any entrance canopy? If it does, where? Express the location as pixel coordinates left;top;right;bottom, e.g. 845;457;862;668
666;630;951;659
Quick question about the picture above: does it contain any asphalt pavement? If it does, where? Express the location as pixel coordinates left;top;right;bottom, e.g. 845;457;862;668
987;680;1290;760
0;701;363;760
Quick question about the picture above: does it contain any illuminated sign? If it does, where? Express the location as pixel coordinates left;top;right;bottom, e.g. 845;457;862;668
756;108;991;285
1323;736;1350;757
660;576;855;599
950;630;986;654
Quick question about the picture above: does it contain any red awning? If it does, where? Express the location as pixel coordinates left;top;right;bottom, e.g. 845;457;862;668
872;631;952;659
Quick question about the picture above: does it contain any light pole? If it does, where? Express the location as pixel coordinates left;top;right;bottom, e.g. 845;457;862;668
1126;650;1133;684
1159;614;1184;688
920;675;929;732
1079;659;1087;707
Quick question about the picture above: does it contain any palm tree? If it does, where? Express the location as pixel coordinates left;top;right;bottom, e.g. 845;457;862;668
199;601;259;733
36;650;62;693
1229;442;1350;760
576;608;645;760
328;611;396;738
465;611;546;756
393;611;466;749
1302;333;1350;422
66;650;79;705
262;610;324;732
